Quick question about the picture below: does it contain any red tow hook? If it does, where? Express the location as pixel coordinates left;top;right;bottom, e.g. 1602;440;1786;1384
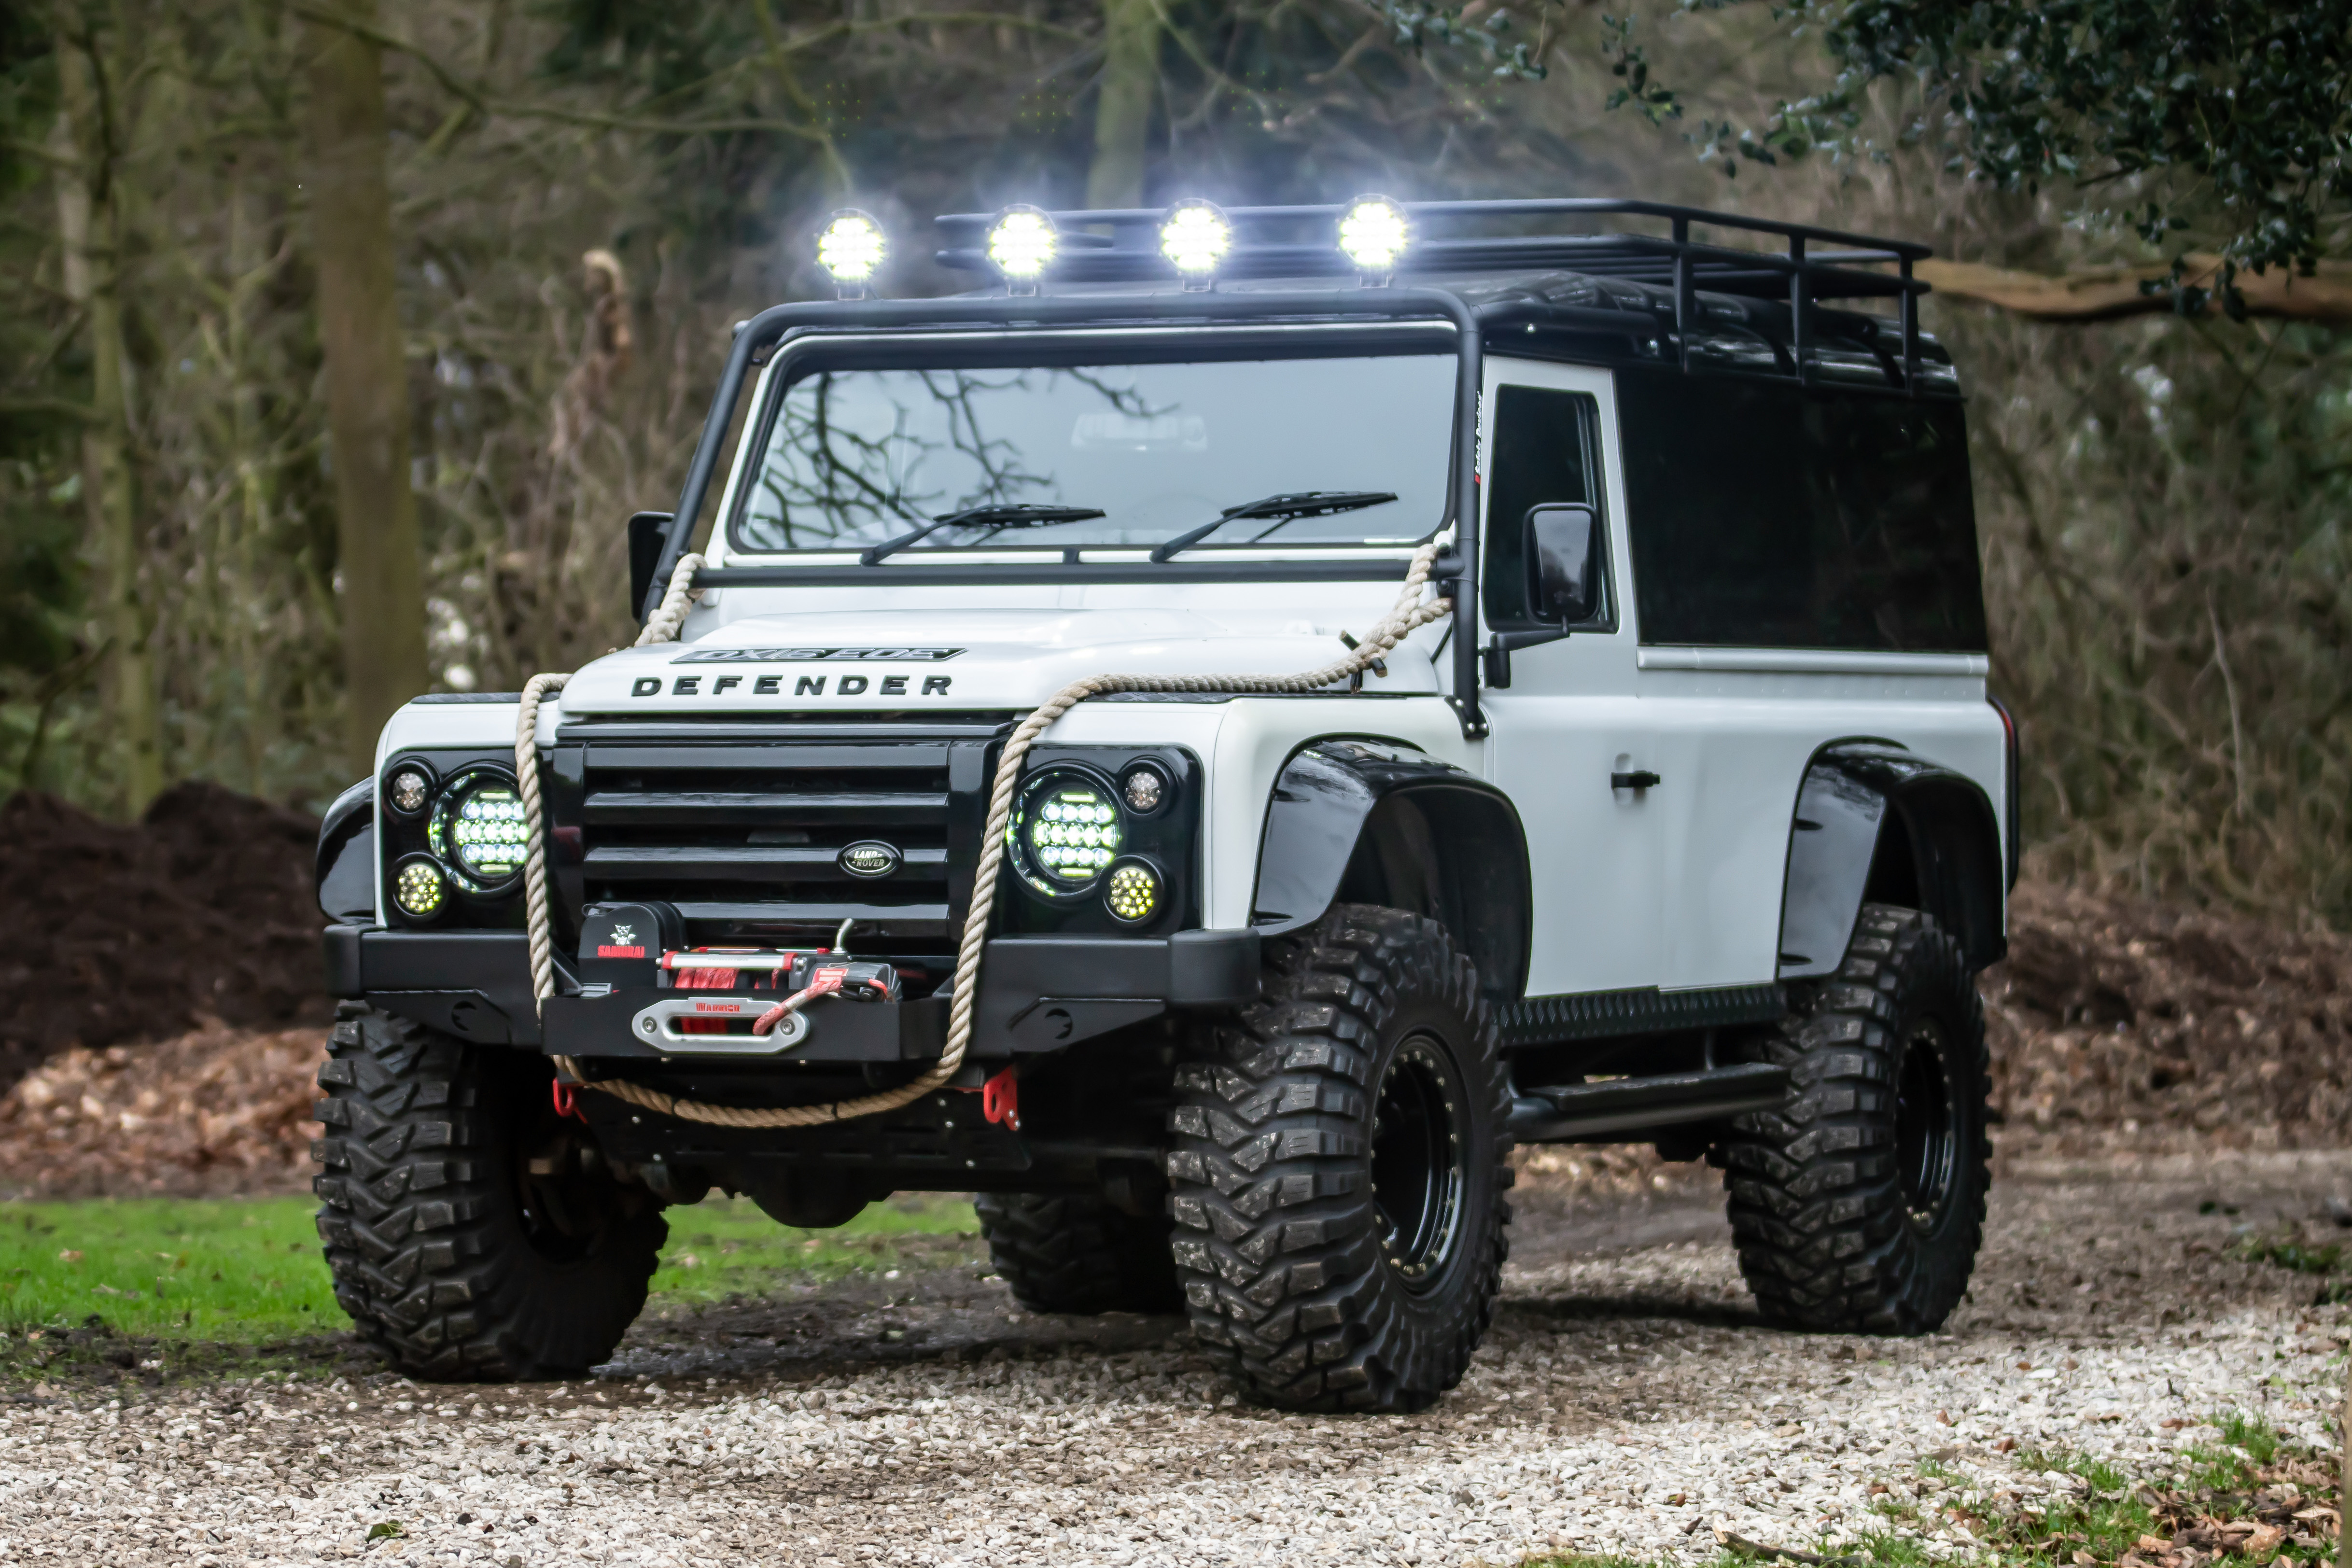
551;1077;586;1123
953;1065;1022;1132
980;1066;1021;1132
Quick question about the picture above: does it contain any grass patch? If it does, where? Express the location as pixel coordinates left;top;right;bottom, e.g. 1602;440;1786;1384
2239;1235;2344;1275
0;1198;337;1342
1523;1415;2337;1568
645;1194;980;1310
0;1192;979;1352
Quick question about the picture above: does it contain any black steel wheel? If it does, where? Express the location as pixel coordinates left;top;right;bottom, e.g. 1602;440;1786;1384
314;1005;666;1379
1165;904;1511;1412
1721;903;1991;1333
1371;1035;1470;1292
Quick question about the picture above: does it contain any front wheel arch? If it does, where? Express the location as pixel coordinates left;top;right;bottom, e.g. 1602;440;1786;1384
1249;739;1531;1008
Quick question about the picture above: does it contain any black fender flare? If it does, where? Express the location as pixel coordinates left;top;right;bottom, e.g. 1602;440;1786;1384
1250;738;1532;1006
316;778;376;921
1777;740;2007;978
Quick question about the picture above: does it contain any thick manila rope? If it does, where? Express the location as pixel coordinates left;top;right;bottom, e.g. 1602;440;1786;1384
516;541;1452;1129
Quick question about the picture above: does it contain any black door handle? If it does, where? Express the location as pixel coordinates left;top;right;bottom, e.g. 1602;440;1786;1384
1611;770;1661;791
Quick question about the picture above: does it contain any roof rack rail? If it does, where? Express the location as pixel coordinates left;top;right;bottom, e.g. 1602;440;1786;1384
935;196;1932;386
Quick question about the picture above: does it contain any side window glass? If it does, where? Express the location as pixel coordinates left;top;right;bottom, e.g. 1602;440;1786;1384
1482;386;1611;631
1615;369;1988;651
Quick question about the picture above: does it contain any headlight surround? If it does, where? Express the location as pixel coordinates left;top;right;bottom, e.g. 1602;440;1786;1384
1007;767;1127;899
428;766;530;896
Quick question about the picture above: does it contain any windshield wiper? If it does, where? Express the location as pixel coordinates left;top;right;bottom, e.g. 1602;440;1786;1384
1147;491;1400;564
858;504;1107;566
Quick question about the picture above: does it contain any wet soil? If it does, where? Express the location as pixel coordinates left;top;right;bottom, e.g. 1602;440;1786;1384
0;784;327;1083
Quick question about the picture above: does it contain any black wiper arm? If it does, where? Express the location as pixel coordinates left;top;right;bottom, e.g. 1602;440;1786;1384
1147;491;1400;564
859;504;1107;566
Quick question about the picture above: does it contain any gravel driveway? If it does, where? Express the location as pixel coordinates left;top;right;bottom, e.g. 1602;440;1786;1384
3;1146;2346;1568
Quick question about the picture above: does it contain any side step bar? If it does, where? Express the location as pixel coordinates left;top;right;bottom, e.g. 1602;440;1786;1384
1507;1062;1791;1144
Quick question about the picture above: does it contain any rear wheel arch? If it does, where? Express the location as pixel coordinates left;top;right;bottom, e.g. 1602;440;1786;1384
1778;741;2007;979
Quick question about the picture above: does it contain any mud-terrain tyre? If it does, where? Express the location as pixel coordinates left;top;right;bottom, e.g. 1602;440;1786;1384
973;1192;1184;1314
313;1004;667;1379
1722;903;1991;1334
1165;904;1512;1413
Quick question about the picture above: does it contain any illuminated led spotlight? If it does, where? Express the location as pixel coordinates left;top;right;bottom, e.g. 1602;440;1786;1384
1106;860;1161;924
1338;195;1411;283
393;855;446;921
988;205;1059;294
1009;770;1126;896
816;209;886;298
385;763;433;817
1159;200;1231;289
429;769;529;895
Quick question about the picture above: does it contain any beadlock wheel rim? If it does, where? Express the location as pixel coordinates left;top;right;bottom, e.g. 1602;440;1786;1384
1895;1019;1959;1233
1372;1034;1468;1293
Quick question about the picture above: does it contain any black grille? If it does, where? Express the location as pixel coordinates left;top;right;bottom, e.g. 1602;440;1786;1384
546;718;1008;950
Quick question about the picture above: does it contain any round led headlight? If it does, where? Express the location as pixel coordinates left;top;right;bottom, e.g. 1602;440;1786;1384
384;759;435;819
816;209;886;295
987;205;1059;286
392;854;448;922
1008;769;1126;898
428;767;530;896
1159;199;1231;285
1105;858;1162;924
1338;194;1411;280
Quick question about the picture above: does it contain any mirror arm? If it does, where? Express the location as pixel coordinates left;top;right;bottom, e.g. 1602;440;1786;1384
1479;624;1571;689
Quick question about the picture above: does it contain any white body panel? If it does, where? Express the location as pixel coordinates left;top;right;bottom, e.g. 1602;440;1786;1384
370;341;2008;1008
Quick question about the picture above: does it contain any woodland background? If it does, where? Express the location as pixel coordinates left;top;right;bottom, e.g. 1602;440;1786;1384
4;0;2350;925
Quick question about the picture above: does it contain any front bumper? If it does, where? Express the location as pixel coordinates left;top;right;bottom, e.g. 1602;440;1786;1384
324;925;1260;1058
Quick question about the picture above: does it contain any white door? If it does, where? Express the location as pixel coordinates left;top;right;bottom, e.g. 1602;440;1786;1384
1475;360;1665;997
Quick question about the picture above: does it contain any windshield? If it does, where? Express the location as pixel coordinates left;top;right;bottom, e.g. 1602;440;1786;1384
730;350;1455;555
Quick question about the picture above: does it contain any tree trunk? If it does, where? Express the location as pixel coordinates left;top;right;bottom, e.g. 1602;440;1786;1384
303;0;428;777
1085;0;1159;209
53;33;163;817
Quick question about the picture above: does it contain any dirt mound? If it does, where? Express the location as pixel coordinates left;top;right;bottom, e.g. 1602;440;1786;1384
0;1023;322;1198
0;784;329;1079
1984;881;2352;1152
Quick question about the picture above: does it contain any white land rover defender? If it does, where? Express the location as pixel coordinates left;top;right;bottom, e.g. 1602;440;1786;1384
311;197;2014;1414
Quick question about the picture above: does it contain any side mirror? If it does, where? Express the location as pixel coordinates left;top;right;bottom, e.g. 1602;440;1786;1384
628;511;673;621
1524;503;1600;624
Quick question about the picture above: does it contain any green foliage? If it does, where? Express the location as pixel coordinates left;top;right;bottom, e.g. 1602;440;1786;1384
1608;0;2352;280
1380;3;1558;81
2238;1234;2344;1275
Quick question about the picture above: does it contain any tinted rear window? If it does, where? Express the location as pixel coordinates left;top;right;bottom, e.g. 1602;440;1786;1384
1618;370;1988;651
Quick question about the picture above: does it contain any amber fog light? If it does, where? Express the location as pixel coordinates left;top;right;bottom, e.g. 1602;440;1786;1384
1105;858;1162;924
392;855;447;921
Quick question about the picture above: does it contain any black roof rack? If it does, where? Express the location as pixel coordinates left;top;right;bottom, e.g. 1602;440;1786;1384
935;196;1932;388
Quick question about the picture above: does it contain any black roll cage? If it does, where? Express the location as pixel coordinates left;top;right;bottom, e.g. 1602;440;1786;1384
645;198;1943;741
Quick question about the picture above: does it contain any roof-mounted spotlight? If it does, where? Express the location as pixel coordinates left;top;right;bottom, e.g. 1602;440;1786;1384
987;205;1059;296
1159;199;1232;291
1338;195;1412;286
816;209;887;300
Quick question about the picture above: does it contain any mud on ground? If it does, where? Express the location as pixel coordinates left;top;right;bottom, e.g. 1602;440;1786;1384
2;1148;2346;1566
